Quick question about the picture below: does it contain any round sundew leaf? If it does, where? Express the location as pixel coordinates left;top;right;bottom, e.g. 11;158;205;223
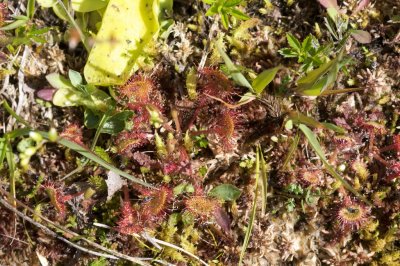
209;184;241;201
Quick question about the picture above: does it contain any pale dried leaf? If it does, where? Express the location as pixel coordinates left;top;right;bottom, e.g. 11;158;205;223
106;171;127;201
36;251;49;266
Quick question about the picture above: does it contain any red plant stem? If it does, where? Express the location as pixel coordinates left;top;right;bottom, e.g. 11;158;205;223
368;129;375;154
122;186;130;202
171;106;181;135
380;144;398;153
184;104;206;132
372;153;389;166
190;130;210;137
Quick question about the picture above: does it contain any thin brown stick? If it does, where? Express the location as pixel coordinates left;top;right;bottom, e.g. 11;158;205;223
0;186;150;265
0;197;119;260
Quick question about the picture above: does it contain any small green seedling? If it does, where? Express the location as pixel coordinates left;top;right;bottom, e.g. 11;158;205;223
47;70;112;113
279;34;331;72
203;0;249;29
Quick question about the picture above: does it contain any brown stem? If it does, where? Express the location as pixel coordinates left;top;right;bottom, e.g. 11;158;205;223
190;130;211;137
372;153;389;166
380;145;396;153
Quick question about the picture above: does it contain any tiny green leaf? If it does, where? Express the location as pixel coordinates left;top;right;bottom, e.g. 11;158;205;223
229;8;250;20
301;35;313;52
220;10;230;29
71;0;109;12
286;33;301;51
296;56;339;95
0;19;28;31
209;184;241;201
321;122;347;134
46;73;74;90
27;0;36;19
52;87;81;107
216;43;253;91
101;111;133;134
225;0;242;7
68;70;83;87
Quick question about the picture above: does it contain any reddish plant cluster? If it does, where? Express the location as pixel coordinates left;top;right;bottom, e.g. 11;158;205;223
115;74;167;157
43;182;82;218
116;186;172;235
0;3;7;27
344;113;399;182
115;132;150;156
60;124;84;145
336;196;370;231
197;67;234;104
185;195;222;221
187;68;241;152
113;69;239;234
118;74;164;128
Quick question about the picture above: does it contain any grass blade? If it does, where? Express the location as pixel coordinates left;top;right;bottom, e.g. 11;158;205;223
259;146;268;215
56;136;154;188
27;0;36;19
5;138;16;207
35;131;154;188
2;100;30;127
239;147;260;265
298;124;372;205
0;139;6;169
215;42;253;91
282;133;300;170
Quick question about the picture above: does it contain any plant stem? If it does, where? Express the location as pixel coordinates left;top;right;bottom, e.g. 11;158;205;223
56;0;90;51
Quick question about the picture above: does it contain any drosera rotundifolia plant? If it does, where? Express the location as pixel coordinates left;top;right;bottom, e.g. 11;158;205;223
0;0;399;265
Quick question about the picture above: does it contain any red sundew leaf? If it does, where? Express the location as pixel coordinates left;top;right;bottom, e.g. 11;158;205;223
387;161;400;181
0;3;8;26
198;67;234;103
37;87;56;101
118;74;155;104
60;124;84;145
115;131;150;155
209;108;239;151
185;196;221;220
141;186;172;221
117;201;143;235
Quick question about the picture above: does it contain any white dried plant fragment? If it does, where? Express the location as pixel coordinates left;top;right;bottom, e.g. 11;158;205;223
106;170;127;201
36;251;49;266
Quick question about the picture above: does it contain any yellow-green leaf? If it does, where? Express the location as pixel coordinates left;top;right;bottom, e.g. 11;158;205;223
296;56;339;96
84;0;160;86
252;66;281;94
71;0;109;12
36;0;56;8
